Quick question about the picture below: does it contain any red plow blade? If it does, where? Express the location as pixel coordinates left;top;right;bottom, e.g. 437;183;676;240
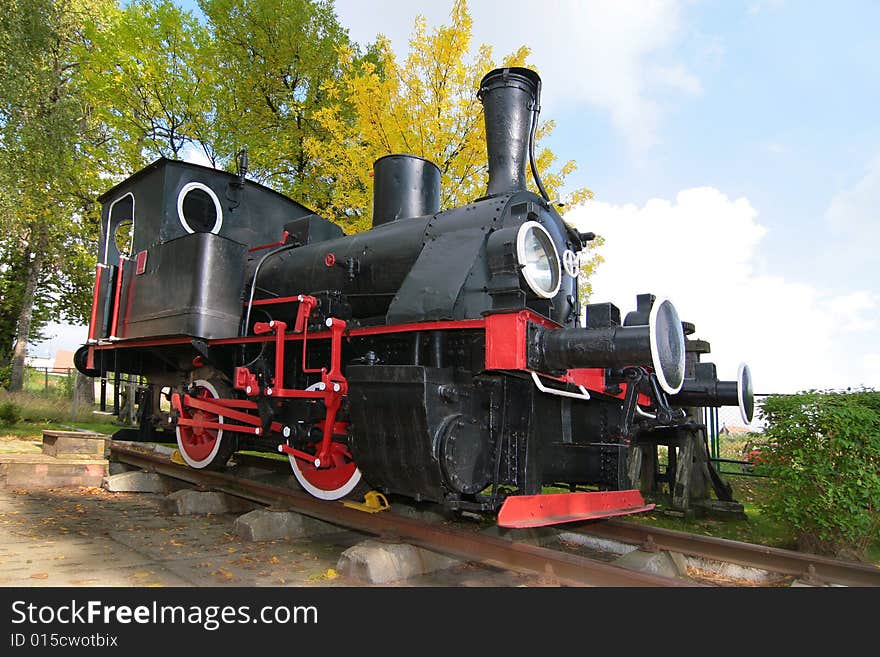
497;489;654;528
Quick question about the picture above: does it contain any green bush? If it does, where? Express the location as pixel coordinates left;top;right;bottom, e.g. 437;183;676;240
0;401;21;426
757;390;880;558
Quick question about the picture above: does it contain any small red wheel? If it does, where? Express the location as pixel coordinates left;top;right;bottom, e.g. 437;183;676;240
176;379;235;469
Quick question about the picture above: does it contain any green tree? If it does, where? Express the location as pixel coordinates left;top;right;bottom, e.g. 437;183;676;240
196;0;356;208
0;0;111;390
80;0;211;174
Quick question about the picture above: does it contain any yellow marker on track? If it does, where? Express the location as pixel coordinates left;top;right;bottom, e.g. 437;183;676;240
342;491;390;513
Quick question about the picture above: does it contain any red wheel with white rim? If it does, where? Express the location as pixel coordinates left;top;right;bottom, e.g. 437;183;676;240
176;379;236;469
288;384;363;500
288;440;362;500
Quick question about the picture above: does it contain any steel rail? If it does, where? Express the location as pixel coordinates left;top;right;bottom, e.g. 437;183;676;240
571;519;880;587
110;443;694;587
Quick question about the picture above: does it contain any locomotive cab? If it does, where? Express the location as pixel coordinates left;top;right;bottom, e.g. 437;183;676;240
88;158;317;342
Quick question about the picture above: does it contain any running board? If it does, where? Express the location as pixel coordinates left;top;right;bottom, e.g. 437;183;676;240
497;490;654;528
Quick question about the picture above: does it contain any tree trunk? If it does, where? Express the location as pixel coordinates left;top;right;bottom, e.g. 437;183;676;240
74;371;95;408
0;254;30;368
8;242;45;391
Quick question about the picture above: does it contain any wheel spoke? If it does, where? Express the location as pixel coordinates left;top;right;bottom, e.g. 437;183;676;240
176;380;227;469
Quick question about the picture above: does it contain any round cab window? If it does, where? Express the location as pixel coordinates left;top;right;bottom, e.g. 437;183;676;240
177;182;223;234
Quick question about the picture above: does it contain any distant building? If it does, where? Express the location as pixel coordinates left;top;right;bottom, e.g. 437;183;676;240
53;350;74;373
719;423;752;436
23;349;75;374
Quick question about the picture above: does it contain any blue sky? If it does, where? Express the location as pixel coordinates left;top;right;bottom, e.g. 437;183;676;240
36;0;880;395
330;0;880;393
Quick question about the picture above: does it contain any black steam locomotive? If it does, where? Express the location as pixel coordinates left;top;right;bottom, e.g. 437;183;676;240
76;68;752;527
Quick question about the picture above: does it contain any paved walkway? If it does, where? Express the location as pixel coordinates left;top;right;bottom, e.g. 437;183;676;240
0;487;532;587
0;486;365;587
0;434;532;587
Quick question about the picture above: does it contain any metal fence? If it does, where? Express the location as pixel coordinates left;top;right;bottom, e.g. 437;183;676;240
22;365;141;424
703;394;776;477
23;366;77;396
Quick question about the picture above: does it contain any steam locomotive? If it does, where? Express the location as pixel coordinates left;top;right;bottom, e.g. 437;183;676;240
75;67;753;527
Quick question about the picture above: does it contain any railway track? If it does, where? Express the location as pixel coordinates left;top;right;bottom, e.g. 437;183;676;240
569;518;880;587
110;442;879;587
109;442;693;587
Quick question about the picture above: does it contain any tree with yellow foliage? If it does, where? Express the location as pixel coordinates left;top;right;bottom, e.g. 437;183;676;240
306;1;584;222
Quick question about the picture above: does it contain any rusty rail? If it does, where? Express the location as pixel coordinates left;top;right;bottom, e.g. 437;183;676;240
571;519;880;587
110;443;693;587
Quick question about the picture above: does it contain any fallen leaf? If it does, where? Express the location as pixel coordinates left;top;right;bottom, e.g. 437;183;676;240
30;573;49;579
307;568;338;582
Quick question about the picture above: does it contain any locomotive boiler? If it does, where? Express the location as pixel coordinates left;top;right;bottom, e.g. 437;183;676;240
76;67;753;527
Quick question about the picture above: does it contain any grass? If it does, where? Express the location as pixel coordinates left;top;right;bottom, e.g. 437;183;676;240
0;389;131;439
630;470;880;566
632;476;794;547
0;389;101;423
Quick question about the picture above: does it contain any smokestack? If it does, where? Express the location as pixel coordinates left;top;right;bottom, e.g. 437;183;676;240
478;67;541;197
372;154;441;228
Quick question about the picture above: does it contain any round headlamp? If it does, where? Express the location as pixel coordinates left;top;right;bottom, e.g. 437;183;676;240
515;221;561;299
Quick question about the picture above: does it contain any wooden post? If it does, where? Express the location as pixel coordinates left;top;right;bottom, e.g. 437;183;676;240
672;436;694;511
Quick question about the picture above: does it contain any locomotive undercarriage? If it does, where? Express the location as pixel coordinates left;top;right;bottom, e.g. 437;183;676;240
85;314;692;518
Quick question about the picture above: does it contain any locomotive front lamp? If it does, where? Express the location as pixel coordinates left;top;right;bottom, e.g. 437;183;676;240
737;363;754;424
648;298;686;395
516;221;561;299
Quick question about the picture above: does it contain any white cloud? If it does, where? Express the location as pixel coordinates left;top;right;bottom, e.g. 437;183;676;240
334;0;701;151
828;291;880;333
823;155;880;281
825;155;880;234
565;187;880;393
865;354;880;385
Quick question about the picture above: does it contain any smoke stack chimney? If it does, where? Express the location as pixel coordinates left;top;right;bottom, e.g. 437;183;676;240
372;154;441;227
478;67;541;197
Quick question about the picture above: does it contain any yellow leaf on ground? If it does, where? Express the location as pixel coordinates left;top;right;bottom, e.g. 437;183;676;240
30;573;49;579
307;568;338;582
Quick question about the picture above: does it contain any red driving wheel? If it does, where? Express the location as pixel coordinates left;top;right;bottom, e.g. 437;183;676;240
176;379;235;469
